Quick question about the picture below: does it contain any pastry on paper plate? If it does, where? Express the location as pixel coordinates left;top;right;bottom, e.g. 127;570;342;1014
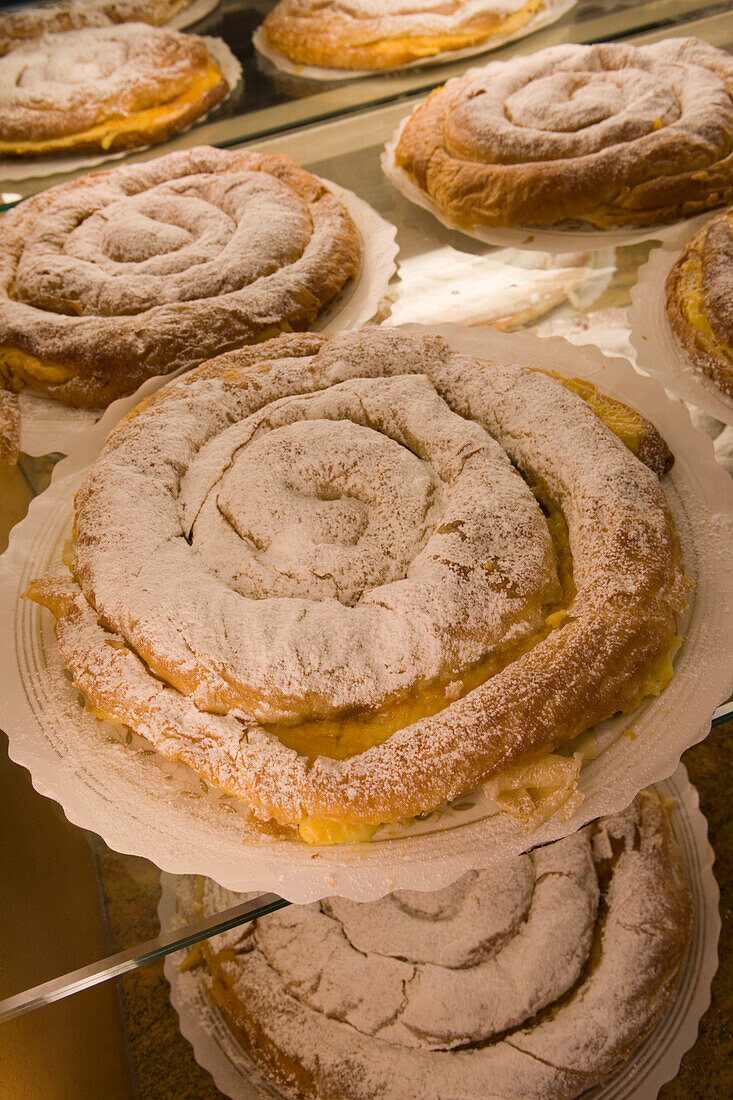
187;791;693;1099
665;205;733;401
261;0;547;72
0;23;229;157
0;146;360;460
388;38;733;229
25;328;688;844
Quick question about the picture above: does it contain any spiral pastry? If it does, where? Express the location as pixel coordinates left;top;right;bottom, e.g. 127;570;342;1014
25;329;687;841
0;146;359;437
391;38;733;229
666;205;733;400
191;792;692;1099
261;0;546;72
0;23;228;157
0;0;196;57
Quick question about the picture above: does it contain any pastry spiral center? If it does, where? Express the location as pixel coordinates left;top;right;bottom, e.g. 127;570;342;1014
13;172;312;316
202;419;440;604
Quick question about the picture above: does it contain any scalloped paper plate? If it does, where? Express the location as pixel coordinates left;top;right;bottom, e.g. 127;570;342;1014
160;764;719;1100
1;326;732;902
629;241;733;428
15;178;397;457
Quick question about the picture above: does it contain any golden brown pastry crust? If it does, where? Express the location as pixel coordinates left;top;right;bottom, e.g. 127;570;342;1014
0;23;228;157
0;0;194;56
262;0;545;72
25;330;687;834
196;792;693;1100
0;146;360;424
665;206;733;400
392;38;733;229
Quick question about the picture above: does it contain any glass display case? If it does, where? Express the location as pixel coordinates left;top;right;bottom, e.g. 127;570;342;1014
1;1;732;1096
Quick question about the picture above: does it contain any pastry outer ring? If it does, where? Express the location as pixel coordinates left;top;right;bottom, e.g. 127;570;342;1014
0;0;196;56
0;22;228;156
392;37;733;229
0;146;360;409
665;205;733;401
261;0;546;72
198;791;693;1100
25;328;687;830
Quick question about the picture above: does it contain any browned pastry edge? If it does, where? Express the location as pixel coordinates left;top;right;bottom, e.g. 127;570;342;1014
665;208;733;401
0;385;20;463
261;0;545;72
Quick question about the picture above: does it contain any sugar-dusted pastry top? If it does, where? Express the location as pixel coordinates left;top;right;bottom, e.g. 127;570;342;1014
261;0;545;71
25;329;687;839
0;22;228;156
666;206;733;401
0;146;360;459
194;791;693;1099
0;0;194;56
391;38;733;228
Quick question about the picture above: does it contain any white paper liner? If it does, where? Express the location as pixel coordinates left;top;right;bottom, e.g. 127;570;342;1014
1;325;732;902
381;113;720;254
11;178;396;457
629;242;733;428
159;763;720;1100
534;307;637;364
384;244;615;329
0;34;241;182
251;0;576;82
167;0;220;30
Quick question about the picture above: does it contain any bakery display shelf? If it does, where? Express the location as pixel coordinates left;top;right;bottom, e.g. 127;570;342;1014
1;0;729;207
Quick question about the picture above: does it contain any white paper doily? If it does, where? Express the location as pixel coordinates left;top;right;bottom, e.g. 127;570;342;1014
0;34;241;182
251;0;576;82
167;0;220;30
13;178;397;457
1;326;732;903
381;113;719;254
629;242;733;428
385;244;615;329
160;763;720;1100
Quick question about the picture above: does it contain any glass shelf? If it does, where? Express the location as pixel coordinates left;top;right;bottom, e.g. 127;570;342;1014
0;7;732;1095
